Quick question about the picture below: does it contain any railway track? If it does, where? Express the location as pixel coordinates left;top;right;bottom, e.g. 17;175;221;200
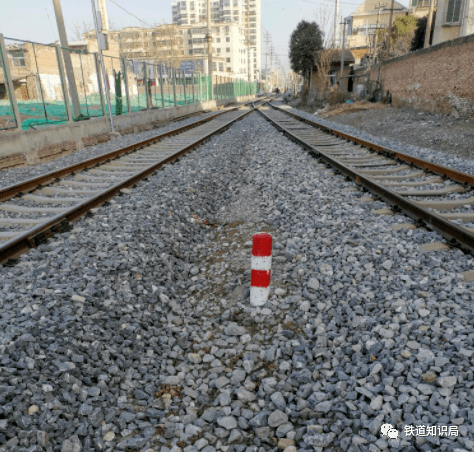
257;101;474;255
0;98;271;264
1;98;473;452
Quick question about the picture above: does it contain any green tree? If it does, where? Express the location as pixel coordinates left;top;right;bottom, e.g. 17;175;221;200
411;12;436;51
289;20;324;85
376;14;418;58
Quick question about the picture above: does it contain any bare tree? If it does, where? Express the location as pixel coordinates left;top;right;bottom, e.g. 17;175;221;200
313;49;339;90
69;20;94;42
108;22;183;69
146;22;184;69
314;5;335;49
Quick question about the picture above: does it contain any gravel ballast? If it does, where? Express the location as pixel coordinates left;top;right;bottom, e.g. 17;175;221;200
0;109;229;191
281;101;474;178
1;110;474;452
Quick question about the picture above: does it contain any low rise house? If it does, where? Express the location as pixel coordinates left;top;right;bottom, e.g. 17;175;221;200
346;0;409;50
409;0;437;18
432;0;474;44
311;49;356;91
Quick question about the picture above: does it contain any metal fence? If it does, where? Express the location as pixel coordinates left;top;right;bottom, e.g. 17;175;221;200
0;34;263;132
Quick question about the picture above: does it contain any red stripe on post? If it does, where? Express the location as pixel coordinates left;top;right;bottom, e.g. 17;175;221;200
251;269;271;288
252;233;272;257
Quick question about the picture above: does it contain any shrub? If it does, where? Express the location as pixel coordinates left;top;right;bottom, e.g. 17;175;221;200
327;87;350;106
299;85;310;104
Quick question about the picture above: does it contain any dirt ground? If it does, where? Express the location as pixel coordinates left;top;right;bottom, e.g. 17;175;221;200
313;102;474;160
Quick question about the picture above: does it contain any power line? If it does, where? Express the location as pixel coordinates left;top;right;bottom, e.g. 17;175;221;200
106;0;154;28
45;5;58;42
300;0;361;6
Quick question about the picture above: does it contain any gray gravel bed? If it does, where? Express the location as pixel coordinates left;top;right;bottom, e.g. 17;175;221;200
1;112;474;452
407;192;474;202
0;109;227;191
278;101;474;177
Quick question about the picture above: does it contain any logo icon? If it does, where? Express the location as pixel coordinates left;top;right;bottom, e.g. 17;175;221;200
381;423;399;439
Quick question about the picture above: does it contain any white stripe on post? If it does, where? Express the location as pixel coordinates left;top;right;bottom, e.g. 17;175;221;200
250;232;272;307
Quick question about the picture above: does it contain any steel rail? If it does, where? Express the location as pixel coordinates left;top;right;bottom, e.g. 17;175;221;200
0;100;263;202
269;102;474;188
0;101;267;264
256;103;474;254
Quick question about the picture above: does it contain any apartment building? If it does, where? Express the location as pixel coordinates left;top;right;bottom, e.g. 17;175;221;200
171;0;261;81
105;25;185;68
181;22;249;77
102;24;233;78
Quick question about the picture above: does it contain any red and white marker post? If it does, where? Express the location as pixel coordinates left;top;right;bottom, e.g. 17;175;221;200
251;232;272;306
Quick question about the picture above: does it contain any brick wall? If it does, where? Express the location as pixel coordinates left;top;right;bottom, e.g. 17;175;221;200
375;33;474;118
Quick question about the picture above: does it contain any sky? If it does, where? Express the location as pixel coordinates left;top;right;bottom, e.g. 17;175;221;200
0;0;409;75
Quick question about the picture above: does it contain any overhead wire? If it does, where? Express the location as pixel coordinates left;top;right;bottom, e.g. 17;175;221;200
44;4;59;42
106;0;155;28
300;0;361;6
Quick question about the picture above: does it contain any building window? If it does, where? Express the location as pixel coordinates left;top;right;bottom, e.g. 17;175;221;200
445;0;461;22
226;47;230;52
226;57;231;62
217;48;221;53
217;38;221;42
219;63;224;71
10;50;26;67
226;37;230;42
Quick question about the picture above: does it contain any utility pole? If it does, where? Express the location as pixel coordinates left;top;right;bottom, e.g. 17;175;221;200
385;0;395;59
424;0;435;48
373;2;386;62
340;15;343;50
340;18;346;86
246;0;251;81
97;0;109;31
269;45;274;90
333;0;339;48
206;0;213;79
90;0;115;132
52;0;81;119
264;31;270;92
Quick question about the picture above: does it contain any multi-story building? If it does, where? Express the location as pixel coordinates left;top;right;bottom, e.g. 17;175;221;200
181;22;249;77
102;24;240;78
171;0;261;81
104;25;185;68
171;0;247;26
